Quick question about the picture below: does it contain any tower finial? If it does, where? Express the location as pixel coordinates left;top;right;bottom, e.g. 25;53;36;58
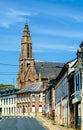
25;17;28;25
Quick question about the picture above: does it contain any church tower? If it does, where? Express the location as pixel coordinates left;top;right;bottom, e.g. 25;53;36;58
17;22;63;89
17;22;37;88
20;22;33;61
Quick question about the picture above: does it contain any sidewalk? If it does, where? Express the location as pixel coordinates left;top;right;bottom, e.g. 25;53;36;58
36;115;75;130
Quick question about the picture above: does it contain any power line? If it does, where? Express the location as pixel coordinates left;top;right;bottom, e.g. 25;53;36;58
0;72;18;73
0;71;18;75
0;74;17;75
0;63;18;66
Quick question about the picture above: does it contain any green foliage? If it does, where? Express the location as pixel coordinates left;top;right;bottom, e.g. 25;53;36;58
0;84;14;89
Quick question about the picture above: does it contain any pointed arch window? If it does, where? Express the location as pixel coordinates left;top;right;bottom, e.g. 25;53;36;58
20;64;23;72
27;45;29;58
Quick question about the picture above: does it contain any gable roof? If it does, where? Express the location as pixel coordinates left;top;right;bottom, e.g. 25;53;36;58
55;59;77;85
17;82;45;94
34;61;64;79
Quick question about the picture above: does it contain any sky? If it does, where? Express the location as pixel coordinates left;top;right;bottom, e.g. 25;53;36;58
0;0;83;86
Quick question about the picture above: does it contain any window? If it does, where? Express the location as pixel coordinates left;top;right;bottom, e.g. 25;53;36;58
20;64;23;73
9;98;10;104
14;97;15;104
75;72;81;91
39;105;42;112
27;63;29;67
27;95;30;101
32;95;35;101
4;108;5;114
6;99;8;105
39;94;42;101
1;99;2;105
20;95;23;102
11;98;13;104
39;94;41;101
14;107;15;114
27;45;29;58
4;99;5;105
32;105;35;112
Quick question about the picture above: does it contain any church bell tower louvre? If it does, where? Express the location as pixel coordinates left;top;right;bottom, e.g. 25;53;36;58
17;22;37;89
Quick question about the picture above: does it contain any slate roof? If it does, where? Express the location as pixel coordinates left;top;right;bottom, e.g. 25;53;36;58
0;88;19;96
34;61;64;79
17;82;44;94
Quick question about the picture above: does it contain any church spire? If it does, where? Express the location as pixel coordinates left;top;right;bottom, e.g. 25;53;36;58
17;21;35;88
21;22;33;60
22;22;31;42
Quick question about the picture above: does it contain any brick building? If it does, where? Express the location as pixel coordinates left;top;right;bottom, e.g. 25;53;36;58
16;82;45;116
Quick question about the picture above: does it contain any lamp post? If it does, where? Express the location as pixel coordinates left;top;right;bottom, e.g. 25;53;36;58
67;100;68;128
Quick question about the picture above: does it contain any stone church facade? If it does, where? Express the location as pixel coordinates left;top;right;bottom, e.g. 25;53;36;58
17;22;64;115
17;23;37;88
17;23;64;89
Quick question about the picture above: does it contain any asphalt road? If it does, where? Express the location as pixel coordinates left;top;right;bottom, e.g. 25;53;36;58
0;116;47;130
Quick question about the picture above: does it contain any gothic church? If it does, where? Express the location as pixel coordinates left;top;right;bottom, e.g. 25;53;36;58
17;23;64;89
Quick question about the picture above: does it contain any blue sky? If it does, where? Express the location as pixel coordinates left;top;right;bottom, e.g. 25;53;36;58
0;0;83;86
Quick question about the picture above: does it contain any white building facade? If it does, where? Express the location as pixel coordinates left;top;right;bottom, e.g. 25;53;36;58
0;88;18;116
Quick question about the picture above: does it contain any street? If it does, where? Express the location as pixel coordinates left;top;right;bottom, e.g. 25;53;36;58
0;116;47;130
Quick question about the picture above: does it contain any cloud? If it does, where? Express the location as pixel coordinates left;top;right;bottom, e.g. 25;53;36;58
0;8;38;28
33;42;77;52
6;8;31;17
37;3;83;23
33;27;83;38
33;49;42;52
73;15;83;22
68;46;77;52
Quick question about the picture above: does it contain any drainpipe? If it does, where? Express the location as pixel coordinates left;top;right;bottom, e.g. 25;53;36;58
67;100;68;128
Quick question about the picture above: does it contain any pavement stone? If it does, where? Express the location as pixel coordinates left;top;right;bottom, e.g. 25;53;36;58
36;115;75;130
